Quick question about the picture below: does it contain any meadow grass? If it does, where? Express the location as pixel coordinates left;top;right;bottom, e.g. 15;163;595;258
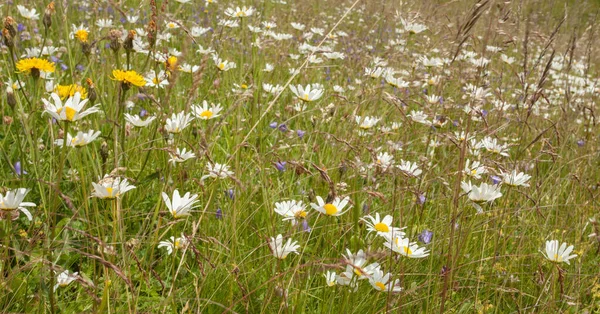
0;0;600;313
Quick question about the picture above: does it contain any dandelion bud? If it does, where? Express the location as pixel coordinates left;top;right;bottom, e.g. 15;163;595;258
100;141;109;164
2;28;14;49
146;20;157;48
81;42;91;57
123;30;135;53
43;2;55;30
108;29;122;53
4;17;16;38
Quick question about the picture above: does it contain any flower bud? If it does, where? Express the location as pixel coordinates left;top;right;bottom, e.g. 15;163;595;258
43;2;55;30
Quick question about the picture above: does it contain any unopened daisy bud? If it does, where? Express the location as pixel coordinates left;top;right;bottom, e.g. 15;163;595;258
6;85;16;110
3;116;13;125
86;78;97;104
43;2;55;30
2;28;14;49
108;29;122;52
123;30;135;53
4;17;16;38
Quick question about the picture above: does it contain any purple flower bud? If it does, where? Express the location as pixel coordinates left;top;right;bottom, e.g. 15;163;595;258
577;139;585;147
418;230;433;244
452;120;459;127
139;108;148;118
50;56;59;63
278;124;288;132
226;189;235;200
60;63;68;71
491;175;501;185
17;24;25;32
481;110;488;117
216;208;223;219
269;122;278;129
14;161;26;176
296;130;305;138
76;64;85;72
417;194;426;205
302;220;311;232
274;161;286;172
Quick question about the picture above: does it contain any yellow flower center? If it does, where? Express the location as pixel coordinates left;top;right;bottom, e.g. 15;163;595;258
174;240;181;249
75;29;89;43
470;169;477;176
241;84;248;89
200;110;213;118
57;106;77;121
554;254;562;262
403;246;413;256
168;23;176;28
302;93;310;101
105;187;114;197
218;63;225;70
354;268;364;276
152;77;159;84
295;210;307;219
323;204;337;215
374;223;389;233
375;282;386;291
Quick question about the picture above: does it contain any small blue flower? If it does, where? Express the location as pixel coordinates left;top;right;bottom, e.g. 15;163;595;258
418;230;433;244
269;121;278;129
302;220;311;232
216;208;223;219
491;175;501;185
274;161;286;172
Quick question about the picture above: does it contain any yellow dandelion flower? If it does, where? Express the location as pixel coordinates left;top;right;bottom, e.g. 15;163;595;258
112;69;146;87
165;55;178;72
55;84;88;100
16;58;55;77
75;29;88;43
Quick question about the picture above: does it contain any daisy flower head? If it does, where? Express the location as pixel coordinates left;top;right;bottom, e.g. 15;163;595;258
112;69;146;88
91;175;136;199
54;270;78;291
397;159;422;177
481;137;510;157
541;240;577;265
144;70;169;88
361;213;405;237
16;58;55;78
201;163;234;180
0;188;36;221
192;101;223;120
213;55;237;71
500;170;531;187
17;5;39;20
355;116;381;129
324;271;337;287
369;269;403;292
374;152;394;170
310;195;351;216
343;249;380;280
158;234;189;255
168;147;196;165
162;189;200;218
224;6;255;18
268;234;300;259
42;92;100;122
124;113;156;128
54;130;101;147
164;111;194;134
461;181;502;203
289;84;324;102
383;235;430;258
71;24;89;43
274;200;308;225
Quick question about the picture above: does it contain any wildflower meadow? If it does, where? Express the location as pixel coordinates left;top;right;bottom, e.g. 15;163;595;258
1;0;600;312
